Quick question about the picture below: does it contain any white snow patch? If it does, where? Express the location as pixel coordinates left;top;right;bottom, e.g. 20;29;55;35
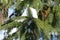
17;37;20;40
15;18;26;22
8;5;16;18
59;4;60;6
9;27;18;35
38;37;43;40
0;30;8;40
21;8;28;16
55;32;58;36
21;7;38;18
20;0;24;1
13;37;20;40
30;7;38;18
50;1;55;7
